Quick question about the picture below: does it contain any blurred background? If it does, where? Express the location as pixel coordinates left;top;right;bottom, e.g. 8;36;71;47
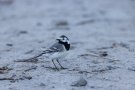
0;0;135;62
0;0;135;90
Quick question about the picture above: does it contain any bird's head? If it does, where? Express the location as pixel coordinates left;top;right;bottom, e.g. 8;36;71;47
56;35;70;44
56;35;70;50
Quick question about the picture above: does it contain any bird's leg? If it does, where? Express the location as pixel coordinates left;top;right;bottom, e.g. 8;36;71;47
52;59;59;70
56;59;65;69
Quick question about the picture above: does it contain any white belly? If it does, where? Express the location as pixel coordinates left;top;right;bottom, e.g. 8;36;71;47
50;51;68;60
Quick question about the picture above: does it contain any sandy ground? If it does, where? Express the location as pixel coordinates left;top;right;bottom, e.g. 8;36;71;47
0;0;135;90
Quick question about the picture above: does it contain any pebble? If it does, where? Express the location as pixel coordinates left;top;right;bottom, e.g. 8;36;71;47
71;77;87;87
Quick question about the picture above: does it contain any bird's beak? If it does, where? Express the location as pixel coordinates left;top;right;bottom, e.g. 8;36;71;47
56;38;61;40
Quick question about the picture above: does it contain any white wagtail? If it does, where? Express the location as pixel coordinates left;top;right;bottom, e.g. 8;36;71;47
31;35;70;70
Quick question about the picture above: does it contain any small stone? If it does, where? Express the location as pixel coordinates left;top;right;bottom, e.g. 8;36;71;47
37;22;42;26
71;77;87;87
128;65;135;71
40;83;46;86
52;86;55;88
90;86;95;88
19;30;28;34
6;43;13;47
20;76;32;80
107;66;117;70
25;76;32;80
55;21;68;26
0;0;14;5
99;51;108;57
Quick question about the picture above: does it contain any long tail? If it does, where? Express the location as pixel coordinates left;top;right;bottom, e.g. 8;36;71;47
31;51;46;59
30;49;53;59
15;50;54;62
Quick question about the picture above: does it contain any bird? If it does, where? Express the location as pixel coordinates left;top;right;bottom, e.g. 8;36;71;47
30;35;70;70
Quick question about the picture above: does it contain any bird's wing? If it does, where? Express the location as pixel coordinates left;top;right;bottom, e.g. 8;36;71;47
26;43;64;59
44;43;64;54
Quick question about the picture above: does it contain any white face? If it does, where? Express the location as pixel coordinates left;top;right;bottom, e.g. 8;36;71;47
57;35;70;44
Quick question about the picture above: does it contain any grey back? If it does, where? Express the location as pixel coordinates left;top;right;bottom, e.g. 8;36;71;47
45;42;64;54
